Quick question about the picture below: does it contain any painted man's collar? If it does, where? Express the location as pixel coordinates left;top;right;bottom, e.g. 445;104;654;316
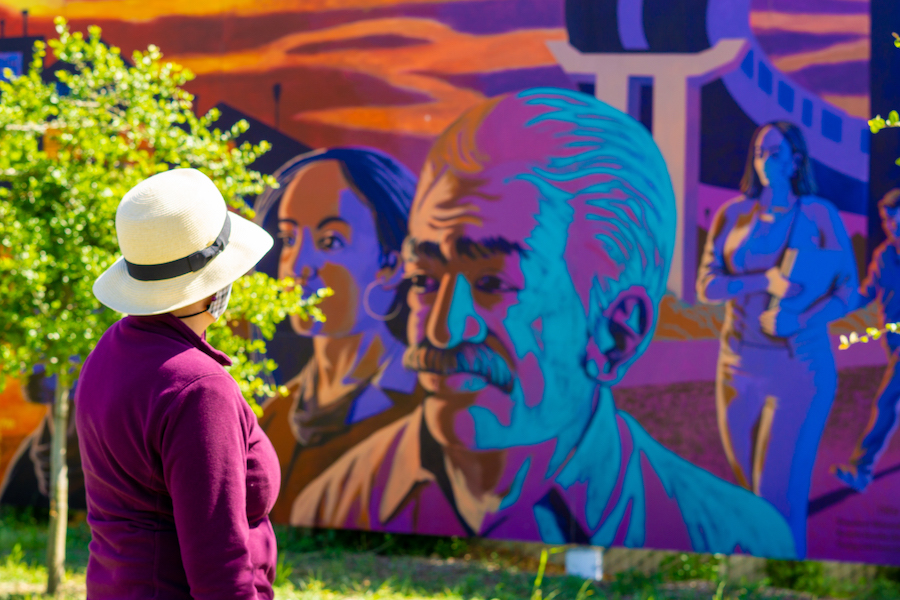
379;405;436;524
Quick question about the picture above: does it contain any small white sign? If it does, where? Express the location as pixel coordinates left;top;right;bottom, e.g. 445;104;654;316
565;547;604;581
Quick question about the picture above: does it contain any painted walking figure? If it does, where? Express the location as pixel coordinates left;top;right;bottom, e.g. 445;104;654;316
833;189;900;492
697;121;858;558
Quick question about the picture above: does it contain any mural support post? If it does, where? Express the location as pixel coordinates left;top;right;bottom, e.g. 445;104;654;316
548;39;749;303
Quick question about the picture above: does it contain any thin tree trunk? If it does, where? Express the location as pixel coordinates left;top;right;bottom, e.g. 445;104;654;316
46;378;69;595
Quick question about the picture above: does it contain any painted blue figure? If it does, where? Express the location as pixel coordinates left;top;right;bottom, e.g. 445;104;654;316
292;89;796;559
833;189;900;492
697;122;858;557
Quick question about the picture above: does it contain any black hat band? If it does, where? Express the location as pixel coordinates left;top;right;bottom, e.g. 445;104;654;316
125;215;232;282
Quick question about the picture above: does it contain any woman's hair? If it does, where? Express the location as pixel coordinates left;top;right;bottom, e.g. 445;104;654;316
254;147;416;338
740;121;817;199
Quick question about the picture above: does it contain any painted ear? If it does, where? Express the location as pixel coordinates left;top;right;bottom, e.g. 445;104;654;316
584;286;655;384
377;250;403;288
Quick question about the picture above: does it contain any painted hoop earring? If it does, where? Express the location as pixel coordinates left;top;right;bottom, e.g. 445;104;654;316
363;279;402;322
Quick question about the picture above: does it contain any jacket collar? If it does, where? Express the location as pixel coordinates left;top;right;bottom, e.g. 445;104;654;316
379;406;436;524
123;313;232;367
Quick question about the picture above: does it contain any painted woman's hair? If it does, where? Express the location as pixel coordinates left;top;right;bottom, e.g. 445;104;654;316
740;121;818;199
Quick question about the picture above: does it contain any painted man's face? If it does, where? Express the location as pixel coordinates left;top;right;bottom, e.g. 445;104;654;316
278;160;383;337
403;162;597;449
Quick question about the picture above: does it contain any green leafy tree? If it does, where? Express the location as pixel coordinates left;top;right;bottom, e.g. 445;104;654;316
0;18;326;593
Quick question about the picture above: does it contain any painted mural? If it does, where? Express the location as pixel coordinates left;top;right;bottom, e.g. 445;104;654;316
0;0;897;565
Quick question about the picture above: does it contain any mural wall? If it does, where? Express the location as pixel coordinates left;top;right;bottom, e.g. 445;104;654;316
1;0;898;565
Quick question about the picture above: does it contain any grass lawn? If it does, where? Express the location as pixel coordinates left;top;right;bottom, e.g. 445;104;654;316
1;509;900;599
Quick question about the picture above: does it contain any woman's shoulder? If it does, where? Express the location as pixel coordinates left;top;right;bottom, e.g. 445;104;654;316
719;195;755;211
796;195;849;236
708;195;756;229
797;195;840;217
155;349;241;413
160;346;232;382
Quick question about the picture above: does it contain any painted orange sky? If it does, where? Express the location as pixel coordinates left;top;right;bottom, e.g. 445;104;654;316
11;0;478;21
0;0;571;167
0;0;871;165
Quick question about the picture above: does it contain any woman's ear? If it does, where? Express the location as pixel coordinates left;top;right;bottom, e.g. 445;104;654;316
583;286;655;385
376;250;403;288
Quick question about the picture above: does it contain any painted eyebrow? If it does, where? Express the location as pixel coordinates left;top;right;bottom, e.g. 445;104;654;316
276;217;348;229
317;216;348;230
408;239;446;264
405;236;525;264
456;236;526;259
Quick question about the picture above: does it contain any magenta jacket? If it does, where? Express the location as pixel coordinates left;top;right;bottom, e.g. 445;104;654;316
75;313;280;600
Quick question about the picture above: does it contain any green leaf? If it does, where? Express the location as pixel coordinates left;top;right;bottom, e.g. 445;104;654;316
869;115;887;134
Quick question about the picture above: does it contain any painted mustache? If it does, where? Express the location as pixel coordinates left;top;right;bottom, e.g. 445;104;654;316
402;338;515;394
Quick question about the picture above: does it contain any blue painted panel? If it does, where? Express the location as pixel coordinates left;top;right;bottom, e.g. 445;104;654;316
758;62;772;94
802;99;814;127
741;49;754;78
778;81;794;112
822;109;843;142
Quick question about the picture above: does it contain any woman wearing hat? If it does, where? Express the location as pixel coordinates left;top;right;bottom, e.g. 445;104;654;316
76;168;279;599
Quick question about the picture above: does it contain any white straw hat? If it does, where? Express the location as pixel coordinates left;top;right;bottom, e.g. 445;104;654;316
93;168;273;315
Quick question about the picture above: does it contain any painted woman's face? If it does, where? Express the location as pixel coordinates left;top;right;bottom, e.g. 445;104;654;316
278;160;383;337
753;126;797;190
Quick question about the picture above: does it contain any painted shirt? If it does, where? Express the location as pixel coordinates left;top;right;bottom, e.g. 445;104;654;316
291;393;796;558
859;241;900;353
260;355;422;524
698;195;857;355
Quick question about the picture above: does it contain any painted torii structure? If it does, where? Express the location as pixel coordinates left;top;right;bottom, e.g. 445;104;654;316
548;38;749;303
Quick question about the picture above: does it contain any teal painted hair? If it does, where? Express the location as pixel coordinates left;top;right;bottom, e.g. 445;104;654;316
513;88;676;312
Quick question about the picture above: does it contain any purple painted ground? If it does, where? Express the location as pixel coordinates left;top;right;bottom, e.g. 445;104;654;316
615;365;900;564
